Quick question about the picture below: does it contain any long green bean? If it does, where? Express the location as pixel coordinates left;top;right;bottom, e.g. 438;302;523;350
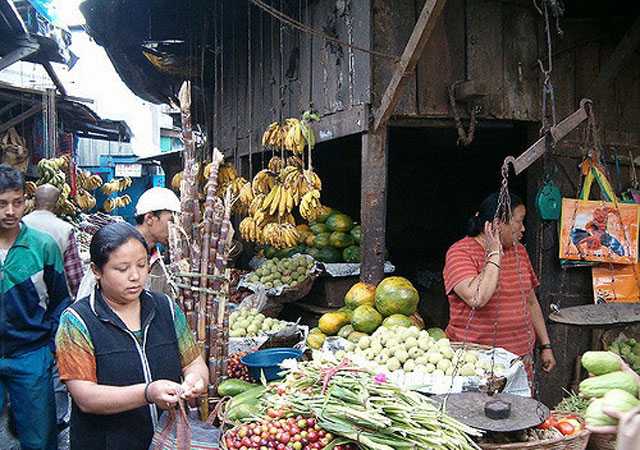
257;361;482;450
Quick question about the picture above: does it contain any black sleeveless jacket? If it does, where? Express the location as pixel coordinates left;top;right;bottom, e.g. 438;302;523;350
68;289;183;450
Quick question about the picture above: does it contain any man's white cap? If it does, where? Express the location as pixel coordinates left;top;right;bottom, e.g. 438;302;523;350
135;187;181;216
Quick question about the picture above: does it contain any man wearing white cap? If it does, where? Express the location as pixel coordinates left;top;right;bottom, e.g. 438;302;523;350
76;187;181;299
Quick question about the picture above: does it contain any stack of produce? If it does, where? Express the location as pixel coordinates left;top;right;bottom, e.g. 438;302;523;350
244;255;316;291
309;277;421;348
253;359;482;450
608;336;640;374
222;416;345;450
27;156;104;218
229;308;290;338
218;380;266;422
578;351;640;428
330;326;504;378
226;352;253;382
300;210;362;263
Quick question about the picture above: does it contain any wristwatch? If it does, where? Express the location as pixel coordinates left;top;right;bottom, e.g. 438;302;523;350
540;343;553;351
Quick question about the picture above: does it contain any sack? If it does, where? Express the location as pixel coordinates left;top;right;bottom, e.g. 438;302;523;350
592;264;640;304
0;128;29;172
559;159;640;265
149;401;221;450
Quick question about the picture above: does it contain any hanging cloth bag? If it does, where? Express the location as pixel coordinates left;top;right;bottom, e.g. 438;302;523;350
559;159;640;265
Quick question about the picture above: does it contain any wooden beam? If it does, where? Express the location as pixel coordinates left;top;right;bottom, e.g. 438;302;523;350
594;15;640;93
0;40;39;72
43;62;67;97
0;104;42;134
0;102;18;118
360;127;388;285
372;0;447;131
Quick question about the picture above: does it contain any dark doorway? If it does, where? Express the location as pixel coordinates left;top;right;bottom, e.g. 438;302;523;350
386;124;531;328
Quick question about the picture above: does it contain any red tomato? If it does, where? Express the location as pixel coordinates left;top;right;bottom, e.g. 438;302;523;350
557;418;582;433
555;421;576;436
538;416;558;430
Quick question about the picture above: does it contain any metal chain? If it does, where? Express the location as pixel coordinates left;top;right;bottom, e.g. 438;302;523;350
448;81;480;147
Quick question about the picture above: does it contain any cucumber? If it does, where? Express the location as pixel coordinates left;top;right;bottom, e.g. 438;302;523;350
228;385;266;410
226;403;258;422
218;379;257;397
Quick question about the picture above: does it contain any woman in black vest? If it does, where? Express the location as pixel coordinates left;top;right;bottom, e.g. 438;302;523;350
55;223;209;450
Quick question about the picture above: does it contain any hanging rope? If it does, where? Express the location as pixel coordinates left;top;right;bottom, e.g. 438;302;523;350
247;0;399;62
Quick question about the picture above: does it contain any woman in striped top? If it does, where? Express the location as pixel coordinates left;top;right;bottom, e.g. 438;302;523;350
443;193;556;376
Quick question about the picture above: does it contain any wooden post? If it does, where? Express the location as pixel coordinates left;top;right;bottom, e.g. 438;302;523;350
360;127;388;285
360;0;446;283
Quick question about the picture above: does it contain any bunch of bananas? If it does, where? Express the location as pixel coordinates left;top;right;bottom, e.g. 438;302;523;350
25;181;37;196
262;223;300;248
37;159;66;188
239;216;262;242
103;194;132;213
75;189;97;211
260;184;294;218
261;114;318;154
77;171;103;191
171;171;183;191
252;169;277;195
218;163;238;186
299;189;323;221
101;177;132;195
262;122;286;149
280;166;322;204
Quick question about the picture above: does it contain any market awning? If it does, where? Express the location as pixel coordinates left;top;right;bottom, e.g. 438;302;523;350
0;82;132;141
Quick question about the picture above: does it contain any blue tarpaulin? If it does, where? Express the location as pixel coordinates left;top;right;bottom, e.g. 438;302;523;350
26;0;68;30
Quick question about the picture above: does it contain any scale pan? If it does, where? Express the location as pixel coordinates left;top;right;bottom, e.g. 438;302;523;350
549;303;640;326
433;392;549;432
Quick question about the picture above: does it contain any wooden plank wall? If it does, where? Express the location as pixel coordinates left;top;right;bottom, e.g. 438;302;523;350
372;0;541;121
210;0;372;169
525;17;640;407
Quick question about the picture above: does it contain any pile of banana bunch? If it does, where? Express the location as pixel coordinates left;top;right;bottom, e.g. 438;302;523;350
77;170;103;191
33;156;78;216
261;111;319;154
171;162;251;214
238;154;325;249
36;156;70;187
101;177;132;195
103;194;132;213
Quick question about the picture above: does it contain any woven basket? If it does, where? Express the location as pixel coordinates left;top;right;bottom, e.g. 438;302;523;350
480;413;590;450
267;273;318;304
588;433;616;450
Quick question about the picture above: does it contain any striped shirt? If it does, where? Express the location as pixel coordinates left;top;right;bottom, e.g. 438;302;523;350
443;236;539;357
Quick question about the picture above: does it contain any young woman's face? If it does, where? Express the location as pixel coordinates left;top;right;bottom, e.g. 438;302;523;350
499;204;526;248
93;238;149;304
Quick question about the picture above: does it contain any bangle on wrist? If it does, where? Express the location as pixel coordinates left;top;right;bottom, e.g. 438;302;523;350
540;344;552;351
487;261;501;270
486;250;501;259
144;382;152;404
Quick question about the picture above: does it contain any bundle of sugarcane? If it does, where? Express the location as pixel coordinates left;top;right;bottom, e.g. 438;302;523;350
168;82;235;408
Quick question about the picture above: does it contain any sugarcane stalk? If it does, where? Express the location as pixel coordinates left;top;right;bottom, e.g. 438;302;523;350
197;149;223;356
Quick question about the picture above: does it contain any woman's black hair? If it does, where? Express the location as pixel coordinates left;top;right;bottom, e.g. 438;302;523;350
467;192;524;237
0;164;24;194
90;222;149;270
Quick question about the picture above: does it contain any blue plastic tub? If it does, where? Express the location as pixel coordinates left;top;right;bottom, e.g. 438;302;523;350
241;347;303;381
